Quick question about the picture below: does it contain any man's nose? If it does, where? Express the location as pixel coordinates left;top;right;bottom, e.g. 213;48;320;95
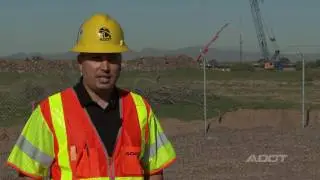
100;59;110;71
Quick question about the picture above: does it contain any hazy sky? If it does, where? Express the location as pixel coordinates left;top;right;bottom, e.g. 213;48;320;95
0;0;319;56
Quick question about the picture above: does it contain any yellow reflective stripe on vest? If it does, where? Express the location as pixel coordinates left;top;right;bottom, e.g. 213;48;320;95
7;105;54;177
48;93;73;179
130;92;176;172
130;92;148;159
8;146;51;177
14;135;54;167
143;109;176;171
79;177;144;180
145;131;169;159
20;106;55;160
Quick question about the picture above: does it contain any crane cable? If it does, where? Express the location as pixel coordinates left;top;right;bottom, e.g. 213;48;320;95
259;1;280;51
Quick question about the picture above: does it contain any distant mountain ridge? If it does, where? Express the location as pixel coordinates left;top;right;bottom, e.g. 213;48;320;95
2;46;319;62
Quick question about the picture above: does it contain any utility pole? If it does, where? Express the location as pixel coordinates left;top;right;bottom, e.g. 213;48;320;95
285;45;305;128
240;33;243;63
287;44;320;128
196;23;230;138
201;49;207;137
293;48;306;128
296;48;306;128
301;51;305;128
240;16;243;63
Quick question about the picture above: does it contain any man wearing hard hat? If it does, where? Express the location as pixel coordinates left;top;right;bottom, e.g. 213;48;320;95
7;13;176;180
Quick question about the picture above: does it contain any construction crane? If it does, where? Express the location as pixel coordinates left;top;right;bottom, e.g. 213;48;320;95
249;0;281;65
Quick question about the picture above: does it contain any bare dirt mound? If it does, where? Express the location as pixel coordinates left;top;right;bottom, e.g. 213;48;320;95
208;109;320;130
160;109;320;179
160;109;320;136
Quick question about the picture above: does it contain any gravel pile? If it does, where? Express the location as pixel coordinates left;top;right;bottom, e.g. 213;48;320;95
0;55;196;73
2;125;320;180
163;126;320;180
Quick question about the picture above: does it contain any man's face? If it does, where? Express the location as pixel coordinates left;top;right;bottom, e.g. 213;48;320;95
78;53;121;92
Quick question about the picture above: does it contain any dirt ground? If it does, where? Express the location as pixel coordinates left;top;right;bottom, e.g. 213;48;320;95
2;109;320;180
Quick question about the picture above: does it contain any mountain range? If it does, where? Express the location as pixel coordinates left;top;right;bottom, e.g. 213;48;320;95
1;46;319;62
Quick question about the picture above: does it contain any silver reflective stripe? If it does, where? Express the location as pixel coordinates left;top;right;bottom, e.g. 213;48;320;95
143;132;169;160
16;135;54;168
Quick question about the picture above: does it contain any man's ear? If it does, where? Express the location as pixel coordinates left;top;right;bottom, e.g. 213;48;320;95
78;64;83;75
119;54;123;72
77;54;83;75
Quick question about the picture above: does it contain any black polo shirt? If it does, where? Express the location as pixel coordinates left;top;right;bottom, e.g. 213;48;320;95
73;78;122;157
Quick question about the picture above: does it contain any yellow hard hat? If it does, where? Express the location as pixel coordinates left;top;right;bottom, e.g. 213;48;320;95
71;13;129;53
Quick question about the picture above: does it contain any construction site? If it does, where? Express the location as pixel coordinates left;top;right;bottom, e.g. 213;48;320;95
1;1;320;180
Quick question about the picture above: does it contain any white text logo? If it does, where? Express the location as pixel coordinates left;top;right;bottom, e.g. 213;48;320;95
246;154;288;163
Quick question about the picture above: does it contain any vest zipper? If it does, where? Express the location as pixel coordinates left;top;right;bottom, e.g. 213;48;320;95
109;89;123;180
108;158;113;180
84;109;122;179
109;128;122;180
83;90;123;180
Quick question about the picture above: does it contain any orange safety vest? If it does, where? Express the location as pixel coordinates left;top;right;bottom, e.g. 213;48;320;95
39;87;152;179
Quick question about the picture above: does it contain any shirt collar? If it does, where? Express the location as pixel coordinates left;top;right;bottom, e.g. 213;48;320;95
73;77;119;109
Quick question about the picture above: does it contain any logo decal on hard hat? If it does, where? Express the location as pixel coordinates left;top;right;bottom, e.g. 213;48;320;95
98;27;112;41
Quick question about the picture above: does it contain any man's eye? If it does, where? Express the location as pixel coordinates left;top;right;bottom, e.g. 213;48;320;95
108;55;119;59
91;56;102;61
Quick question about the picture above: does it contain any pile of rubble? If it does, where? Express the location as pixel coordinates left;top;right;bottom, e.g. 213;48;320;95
125;55;197;71
0;59;77;73
0;55;198;73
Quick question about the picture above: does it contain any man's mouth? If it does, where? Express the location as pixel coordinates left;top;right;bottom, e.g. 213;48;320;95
97;76;111;83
